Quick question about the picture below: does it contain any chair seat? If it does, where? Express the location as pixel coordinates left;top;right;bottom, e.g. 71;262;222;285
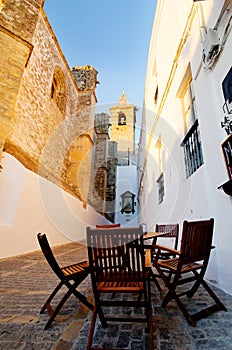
61;261;89;277
97;271;146;292
98;280;144;292
158;258;203;273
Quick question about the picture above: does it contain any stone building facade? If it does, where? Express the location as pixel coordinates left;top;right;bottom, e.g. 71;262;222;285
89;113;110;215
105;141;118;223
88;113;118;223
90;93;137;223
0;0;98;207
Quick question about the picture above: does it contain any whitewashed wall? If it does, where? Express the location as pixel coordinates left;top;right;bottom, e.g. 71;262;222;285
0;153;108;258
141;0;232;295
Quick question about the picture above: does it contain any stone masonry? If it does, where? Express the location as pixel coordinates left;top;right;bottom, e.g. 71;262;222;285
0;0;43;161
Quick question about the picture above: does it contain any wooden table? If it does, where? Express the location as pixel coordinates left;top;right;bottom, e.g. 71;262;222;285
143;231;169;240
143;232;166;291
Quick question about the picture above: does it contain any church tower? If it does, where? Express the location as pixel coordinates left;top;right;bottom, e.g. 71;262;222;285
110;92;136;165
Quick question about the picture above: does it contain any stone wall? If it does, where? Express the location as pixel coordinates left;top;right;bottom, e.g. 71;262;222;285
0;0;43;162
88;113;110;214
0;0;43;42
105;141;118;223
0;1;98;205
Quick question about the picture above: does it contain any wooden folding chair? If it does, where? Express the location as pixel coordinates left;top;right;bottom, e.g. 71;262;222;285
86;225;154;350
153;218;227;326
37;233;93;329
149;224;179;289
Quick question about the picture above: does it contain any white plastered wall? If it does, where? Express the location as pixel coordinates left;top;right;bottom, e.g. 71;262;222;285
141;0;232;294
0;153;108;258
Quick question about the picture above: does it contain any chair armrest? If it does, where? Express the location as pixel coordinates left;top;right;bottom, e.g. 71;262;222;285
152;244;180;265
153;244;180;255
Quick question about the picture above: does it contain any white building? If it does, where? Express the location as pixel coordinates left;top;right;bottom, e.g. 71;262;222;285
139;0;232;295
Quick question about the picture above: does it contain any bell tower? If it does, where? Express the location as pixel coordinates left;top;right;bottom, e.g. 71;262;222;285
110;92;136;165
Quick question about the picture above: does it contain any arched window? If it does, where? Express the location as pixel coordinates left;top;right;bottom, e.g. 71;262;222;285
51;66;67;114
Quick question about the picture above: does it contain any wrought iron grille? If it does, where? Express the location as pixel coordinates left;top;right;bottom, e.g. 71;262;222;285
182;120;204;178
157;172;164;204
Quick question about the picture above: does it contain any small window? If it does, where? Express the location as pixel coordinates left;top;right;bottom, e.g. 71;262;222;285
157;172;164;204
180;77;204;178
182;120;204;178
155;137;164;203
222;66;232;112
221;134;232;179
182;80;196;132
118;112;126;125
156;137;163;173
154;86;159;106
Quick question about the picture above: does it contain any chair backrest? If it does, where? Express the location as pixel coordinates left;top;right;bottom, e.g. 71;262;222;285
96;223;121;228
179;218;214;264
87;226;144;282
154;224;179;249
37;233;63;279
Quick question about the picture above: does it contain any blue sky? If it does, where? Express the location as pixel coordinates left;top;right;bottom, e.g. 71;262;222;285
44;1;157;108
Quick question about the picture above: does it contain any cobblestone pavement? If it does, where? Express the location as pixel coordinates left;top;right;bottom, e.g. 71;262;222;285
0;241;231;350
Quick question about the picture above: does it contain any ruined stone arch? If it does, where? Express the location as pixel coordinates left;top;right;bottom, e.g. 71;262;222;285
51;66;67;114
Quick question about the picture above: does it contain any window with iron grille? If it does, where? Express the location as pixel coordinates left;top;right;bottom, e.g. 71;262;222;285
181;79;204;178
157;172;164;204
182;120;204;178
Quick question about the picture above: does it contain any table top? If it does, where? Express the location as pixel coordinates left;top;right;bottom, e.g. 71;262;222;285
143;231;169;240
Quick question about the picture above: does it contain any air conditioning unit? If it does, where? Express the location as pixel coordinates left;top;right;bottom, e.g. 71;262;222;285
203;28;219;61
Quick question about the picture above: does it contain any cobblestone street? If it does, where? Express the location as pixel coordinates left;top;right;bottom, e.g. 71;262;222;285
0;241;231;350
